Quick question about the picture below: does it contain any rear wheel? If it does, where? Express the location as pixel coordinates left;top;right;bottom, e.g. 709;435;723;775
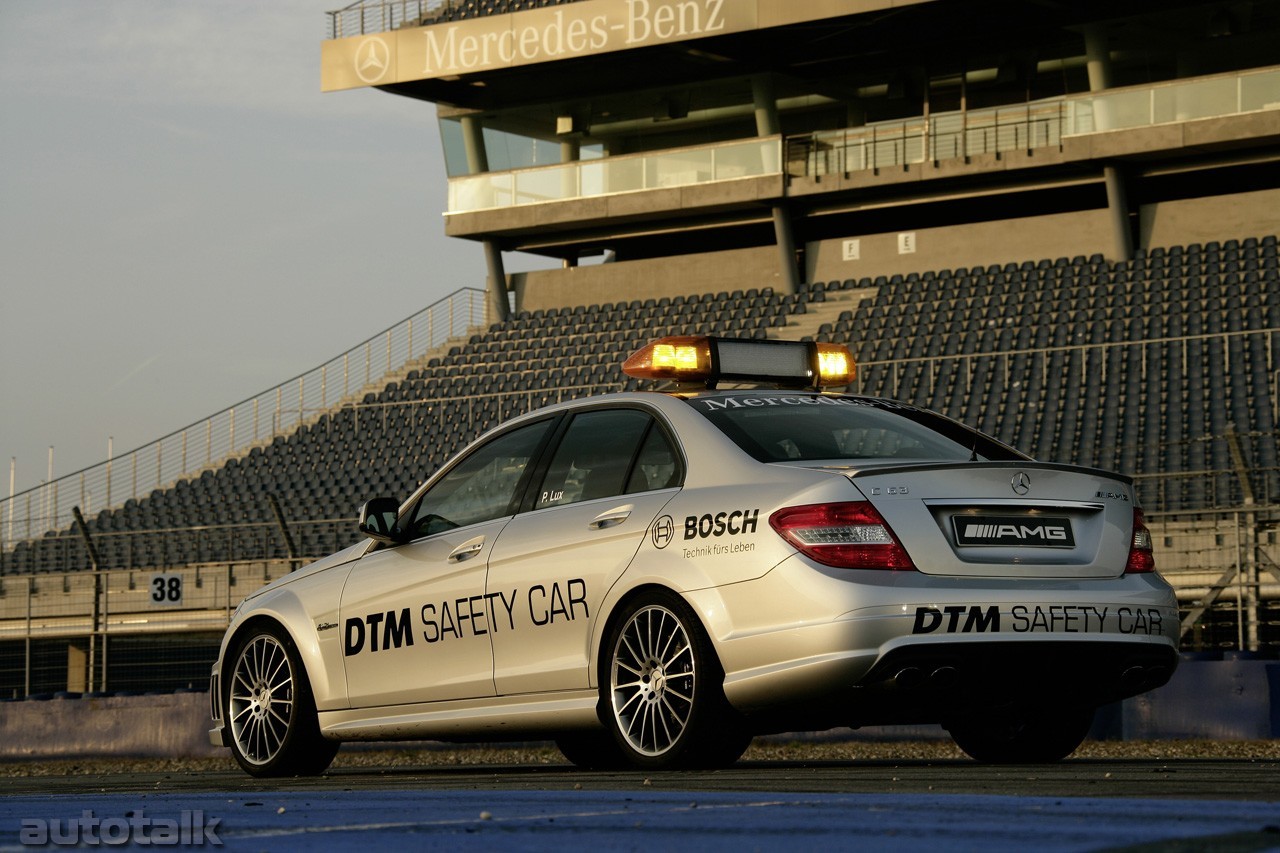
225;624;338;777
554;731;627;769
603;590;751;770
947;706;1094;764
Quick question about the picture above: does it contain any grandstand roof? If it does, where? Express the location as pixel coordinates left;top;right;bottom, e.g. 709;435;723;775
327;0;1279;110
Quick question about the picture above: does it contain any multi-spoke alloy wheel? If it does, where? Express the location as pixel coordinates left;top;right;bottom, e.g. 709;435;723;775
230;634;295;767
611;604;695;757
603;591;751;770
224;626;337;777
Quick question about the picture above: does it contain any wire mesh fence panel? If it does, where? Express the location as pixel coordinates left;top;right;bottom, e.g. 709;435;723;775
0;561;297;698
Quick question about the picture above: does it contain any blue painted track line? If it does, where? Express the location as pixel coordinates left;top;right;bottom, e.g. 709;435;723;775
2;790;1279;851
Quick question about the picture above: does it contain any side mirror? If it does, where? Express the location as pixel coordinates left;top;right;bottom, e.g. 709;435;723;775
358;497;404;544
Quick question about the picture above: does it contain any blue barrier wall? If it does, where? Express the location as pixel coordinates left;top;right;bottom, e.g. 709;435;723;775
1104;658;1280;740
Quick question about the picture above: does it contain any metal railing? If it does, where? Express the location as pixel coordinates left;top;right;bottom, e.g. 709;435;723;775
0;382;626;575
447;137;781;214
790;103;1066;178
442;65;1280;214
326;0;586;39
327;0;432;38
5;323;1275;563
787;66;1280;178
1146;507;1280;653
1;503;1275;700
849;327;1280;512
0;559;294;698
1;288;487;551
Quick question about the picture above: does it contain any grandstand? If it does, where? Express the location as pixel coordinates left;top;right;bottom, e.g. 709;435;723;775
2;0;1278;697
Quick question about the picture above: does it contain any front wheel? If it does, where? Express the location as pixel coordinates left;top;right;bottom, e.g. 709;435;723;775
225;624;338;777
947;705;1094;764
603;590;751;770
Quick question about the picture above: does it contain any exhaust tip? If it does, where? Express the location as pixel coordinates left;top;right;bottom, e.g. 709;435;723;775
928;665;959;689
894;667;924;689
1120;665;1146;688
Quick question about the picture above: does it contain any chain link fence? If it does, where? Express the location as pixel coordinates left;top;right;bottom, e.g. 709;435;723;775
0;560;293;699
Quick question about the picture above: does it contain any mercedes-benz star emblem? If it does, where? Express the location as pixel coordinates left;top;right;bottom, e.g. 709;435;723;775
355;37;390;84
1011;472;1031;496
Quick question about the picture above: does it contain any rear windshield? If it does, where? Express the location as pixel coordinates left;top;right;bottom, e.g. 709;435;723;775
685;393;1027;464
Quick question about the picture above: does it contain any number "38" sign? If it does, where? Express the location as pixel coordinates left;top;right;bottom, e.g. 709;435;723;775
150;573;183;607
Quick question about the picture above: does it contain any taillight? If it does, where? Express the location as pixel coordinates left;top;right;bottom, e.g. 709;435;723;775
1125;508;1156;573
769;502;916;570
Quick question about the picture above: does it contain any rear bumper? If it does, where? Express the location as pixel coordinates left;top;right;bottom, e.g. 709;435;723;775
852;638;1177;718
716;625;1177;728
690;555;1179;727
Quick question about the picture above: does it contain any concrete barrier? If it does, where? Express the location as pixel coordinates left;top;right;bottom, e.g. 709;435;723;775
0;659;1276;759
0;692;221;760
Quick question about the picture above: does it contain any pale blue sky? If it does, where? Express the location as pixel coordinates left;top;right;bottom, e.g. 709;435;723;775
0;2;493;495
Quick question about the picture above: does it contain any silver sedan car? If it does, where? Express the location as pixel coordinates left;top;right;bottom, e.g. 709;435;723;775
209;336;1178;776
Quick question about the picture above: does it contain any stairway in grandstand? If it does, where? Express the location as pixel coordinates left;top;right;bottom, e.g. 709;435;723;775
2;236;1276;575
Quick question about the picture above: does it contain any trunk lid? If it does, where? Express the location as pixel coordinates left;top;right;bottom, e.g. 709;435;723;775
842;461;1136;579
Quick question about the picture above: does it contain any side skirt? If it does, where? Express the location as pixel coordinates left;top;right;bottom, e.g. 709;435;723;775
318;690;600;742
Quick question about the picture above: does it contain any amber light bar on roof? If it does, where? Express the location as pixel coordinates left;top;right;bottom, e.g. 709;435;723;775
622;336;855;389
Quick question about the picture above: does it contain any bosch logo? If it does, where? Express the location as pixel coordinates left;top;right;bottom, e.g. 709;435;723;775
650;515;675;549
684;509;759;540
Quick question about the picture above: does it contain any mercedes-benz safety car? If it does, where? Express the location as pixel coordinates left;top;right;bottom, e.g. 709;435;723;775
210;336;1178;776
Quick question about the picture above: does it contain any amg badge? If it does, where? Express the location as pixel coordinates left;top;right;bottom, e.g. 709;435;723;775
952;515;1075;548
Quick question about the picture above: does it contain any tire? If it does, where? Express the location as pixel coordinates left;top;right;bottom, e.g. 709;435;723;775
602;589;751;770
225;624;339;777
554;731;627;770
947;705;1094;764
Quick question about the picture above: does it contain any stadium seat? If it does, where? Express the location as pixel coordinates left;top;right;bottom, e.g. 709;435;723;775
9;235;1277;575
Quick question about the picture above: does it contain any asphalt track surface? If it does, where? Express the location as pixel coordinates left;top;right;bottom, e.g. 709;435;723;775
4;757;1280;851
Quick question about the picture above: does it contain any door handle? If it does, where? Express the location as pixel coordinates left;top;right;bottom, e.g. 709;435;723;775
589;505;633;530
447;536;484;562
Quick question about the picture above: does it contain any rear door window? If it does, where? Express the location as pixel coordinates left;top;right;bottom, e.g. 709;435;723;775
534;409;681;510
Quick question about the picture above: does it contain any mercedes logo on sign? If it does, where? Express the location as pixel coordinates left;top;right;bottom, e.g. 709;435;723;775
355;37;390;84
1011;472;1031;496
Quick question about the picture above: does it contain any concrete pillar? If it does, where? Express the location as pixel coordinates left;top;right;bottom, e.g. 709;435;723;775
1083;26;1112;94
462;115;510;320
560;139;580;218
753;75;780;136
483;240;510;322
753;76;801;294
1102;165;1133;261
1084;26;1132;261
461;115;489;172
771;207;801;295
